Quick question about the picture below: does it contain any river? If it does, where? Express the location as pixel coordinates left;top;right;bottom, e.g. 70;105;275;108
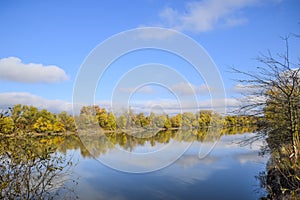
0;131;268;199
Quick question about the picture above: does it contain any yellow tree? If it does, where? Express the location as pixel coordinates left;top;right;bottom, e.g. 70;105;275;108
96;108;108;128
0;116;14;135
106;112;116;130
164;115;171;129
53;119;66;133
171;114;182;128
33;117;53;133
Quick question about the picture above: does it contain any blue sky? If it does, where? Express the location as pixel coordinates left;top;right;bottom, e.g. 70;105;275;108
0;0;299;114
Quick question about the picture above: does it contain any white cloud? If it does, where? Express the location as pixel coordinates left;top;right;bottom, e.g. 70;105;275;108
240;94;266;105
158;0;281;33
232;83;262;94
0;57;68;83
177;155;220;168
0;92;73;113
0;92;129;114
124;97;238;114
234;152;267;164
119;82;212;96
0;92;240;115
171;82;210;95
118;85;155;94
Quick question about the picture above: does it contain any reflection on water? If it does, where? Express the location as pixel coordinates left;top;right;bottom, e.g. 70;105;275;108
0;137;77;199
0;127;268;199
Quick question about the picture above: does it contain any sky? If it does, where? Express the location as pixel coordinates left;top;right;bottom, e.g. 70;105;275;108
0;0;299;114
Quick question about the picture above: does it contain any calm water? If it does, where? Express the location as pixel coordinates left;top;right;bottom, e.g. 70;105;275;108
0;131;268;199
68;132;268;200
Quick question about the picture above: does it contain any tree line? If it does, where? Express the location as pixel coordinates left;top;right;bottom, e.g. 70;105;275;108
0;104;258;136
0;104;76;135
78;105;258;131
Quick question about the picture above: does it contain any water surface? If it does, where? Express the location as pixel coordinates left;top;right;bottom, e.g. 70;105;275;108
68;132;268;199
0;131;268;199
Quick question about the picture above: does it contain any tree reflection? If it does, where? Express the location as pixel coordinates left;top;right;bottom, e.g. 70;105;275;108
257;129;300;199
0;137;77;199
75;126;257;157
0;126;258;199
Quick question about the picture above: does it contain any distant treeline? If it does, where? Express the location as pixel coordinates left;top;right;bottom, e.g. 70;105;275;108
77;105;260;131
0;104;76;135
0;104;260;136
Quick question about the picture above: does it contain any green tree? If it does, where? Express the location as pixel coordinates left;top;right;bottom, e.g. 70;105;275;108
135;113;150;127
80;106;93;115
11;105;39;132
153;115;165;128
37;109;55;122
149;112;156;127
116;115;127;129
181;112;195;128
58;111;76;132
10;104;24;130
127;108;137;128
211;112;223;126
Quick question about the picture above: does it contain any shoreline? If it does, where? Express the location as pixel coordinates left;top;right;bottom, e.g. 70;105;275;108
0;125;257;139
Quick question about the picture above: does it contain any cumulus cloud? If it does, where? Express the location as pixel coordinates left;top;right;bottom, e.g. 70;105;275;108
158;0;281;33
0;92;73;113
0;57;68;83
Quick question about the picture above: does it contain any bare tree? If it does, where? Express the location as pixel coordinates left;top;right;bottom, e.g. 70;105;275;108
233;36;300;198
233;36;300;161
